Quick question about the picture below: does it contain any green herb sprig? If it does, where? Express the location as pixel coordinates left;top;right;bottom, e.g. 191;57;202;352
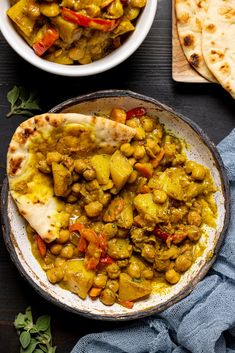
14;306;56;353
6;86;41;118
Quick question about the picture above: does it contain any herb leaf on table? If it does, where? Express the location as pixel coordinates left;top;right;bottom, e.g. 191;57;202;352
6;86;41;118
14;307;56;353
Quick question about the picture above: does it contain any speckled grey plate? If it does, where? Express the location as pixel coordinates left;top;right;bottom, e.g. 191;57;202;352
1;90;230;321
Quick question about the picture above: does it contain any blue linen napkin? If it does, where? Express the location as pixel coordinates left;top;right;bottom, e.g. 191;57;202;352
71;129;235;353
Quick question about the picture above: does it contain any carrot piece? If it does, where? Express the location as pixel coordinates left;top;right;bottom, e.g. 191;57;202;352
35;234;47;258
89;287;102;298
78;236;87;252
119;300;134;309
32;28;59;56
135;163;153;178
151;150;165;168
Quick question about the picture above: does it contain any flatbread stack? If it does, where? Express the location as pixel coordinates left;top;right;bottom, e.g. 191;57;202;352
175;0;235;99
7;113;136;243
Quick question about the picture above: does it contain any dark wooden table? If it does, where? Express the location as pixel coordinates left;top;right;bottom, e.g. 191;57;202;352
0;1;234;352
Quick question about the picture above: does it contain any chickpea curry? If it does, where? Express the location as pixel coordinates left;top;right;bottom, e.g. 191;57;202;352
7;0;147;64
24;107;217;308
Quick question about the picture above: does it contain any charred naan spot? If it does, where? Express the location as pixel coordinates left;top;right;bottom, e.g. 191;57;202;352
21;127;35;142
219;63;231;76
209;50;225;63
183;34;194;47
211;41;215;46
189;53;200;68
177;12;190;24
9;157;23;176
45;115;50;122
20;210;27;216
219;6;235;19
9;146;16;153
205;24;216;33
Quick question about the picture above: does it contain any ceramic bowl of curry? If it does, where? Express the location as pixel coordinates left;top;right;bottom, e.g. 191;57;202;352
0;0;157;76
2;90;230;320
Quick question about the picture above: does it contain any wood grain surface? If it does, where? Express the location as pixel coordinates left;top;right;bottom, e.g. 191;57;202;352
0;1;234;353
172;0;208;83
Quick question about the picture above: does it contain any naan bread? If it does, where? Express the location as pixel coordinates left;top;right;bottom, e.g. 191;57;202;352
175;0;217;82
202;0;235;98
7;113;136;242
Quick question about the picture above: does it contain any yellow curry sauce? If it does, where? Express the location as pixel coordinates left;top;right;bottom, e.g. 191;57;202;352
25;107;217;308
7;0;147;64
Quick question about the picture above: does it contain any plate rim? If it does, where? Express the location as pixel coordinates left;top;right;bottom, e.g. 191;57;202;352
1;90;231;321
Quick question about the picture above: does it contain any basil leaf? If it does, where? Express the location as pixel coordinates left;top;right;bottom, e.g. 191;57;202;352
23;338;38;353
7;86;20;107
20;331;31;349
25;307;33;324
14;313;27;329
38;344;48;353
36;315;50;332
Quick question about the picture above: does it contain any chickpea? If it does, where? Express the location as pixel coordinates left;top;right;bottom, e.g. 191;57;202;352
106;280;119;293
133;145;146;160
72;183;81;194
188;225;201;242
192;165;206;181
153;190;167;204
154;258;171;272
46;151;61;166
110;108;127;124
57;229;70;244
131;0;147;8
83;168;96;181
127;262;141;279
145;139;161;156
66;194;77;203
103;223;118;239
106;263;120;279
128;157;136;166
140;117;155;132
120;143;134;157
142;268;154;280
74;159;87;174
94;273;108;288
72;172;80;182
141;244;155;263
85;180;100;191
165;269;180;284
49;243;62;255
134;127;146;140
187;211;202;226
128;170;138;183
46;267;64;284
85;4;101;17
99;193;112;206
38;160;51;174
99;289;116;306
116;259;129;268
40;3;60;17
126;118;139;128
175;254;192;273
85;201;103;217
54;257;66;268
60;244;74;259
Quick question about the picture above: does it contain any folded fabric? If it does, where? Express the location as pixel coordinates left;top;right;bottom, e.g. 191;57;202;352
71;129;235;353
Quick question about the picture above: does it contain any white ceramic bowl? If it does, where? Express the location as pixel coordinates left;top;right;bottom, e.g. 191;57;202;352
0;1;157;76
1;90;230;321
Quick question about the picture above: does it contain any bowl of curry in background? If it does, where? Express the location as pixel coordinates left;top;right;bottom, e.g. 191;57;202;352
0;0;157;76
1;90;230;320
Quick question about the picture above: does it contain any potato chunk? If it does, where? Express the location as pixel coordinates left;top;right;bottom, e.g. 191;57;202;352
118;273;151;302
52;162;72;197
91;154;110;184
62;260;95;299
110;150;133;190
107;239;133;259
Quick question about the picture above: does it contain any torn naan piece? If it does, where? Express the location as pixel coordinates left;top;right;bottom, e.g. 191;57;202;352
7;113;136;243
175;0;217;82
202;0;235;98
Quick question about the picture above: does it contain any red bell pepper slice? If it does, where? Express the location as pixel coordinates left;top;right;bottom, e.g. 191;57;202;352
78;236;87;252
62;7;118;32
119;300;134;309
35;234;47;258
153;227;170;242
126;107;147;120
32;28;59;57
